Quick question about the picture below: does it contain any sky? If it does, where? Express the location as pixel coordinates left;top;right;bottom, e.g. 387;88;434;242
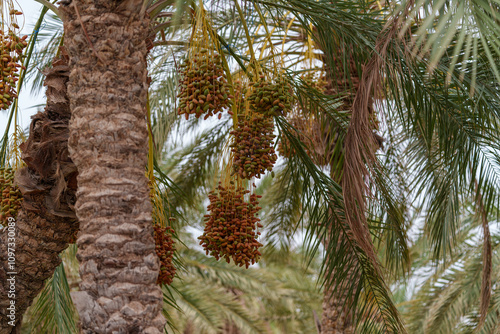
0;0;46;136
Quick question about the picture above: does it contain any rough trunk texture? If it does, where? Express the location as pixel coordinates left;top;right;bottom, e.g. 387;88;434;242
60;1;165;333
320;225;356;334
222;322;241;334
320;265;355;334
0;56;78;333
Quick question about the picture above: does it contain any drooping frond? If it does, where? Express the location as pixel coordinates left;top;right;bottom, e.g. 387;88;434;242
399;0;500;86
276;115;406;333
21;262;78;334
403;223;500;334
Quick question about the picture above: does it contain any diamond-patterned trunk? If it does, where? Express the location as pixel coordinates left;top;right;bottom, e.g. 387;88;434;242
60;1;165;332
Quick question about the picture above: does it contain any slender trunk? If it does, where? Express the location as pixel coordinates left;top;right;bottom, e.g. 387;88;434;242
319;50;377;334
222;320;241;334
320;227;356;334
0;56;78;333
60;1;165;332
321;288;354;334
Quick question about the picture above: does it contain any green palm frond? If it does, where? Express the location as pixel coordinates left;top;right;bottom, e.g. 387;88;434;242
403;226;500;334
259;165;304;249
149;71;180;159
25;12;63;95
276;115;406;333
181;247;280;299
161;121;231;211
169;281;224;334
400;0;500;85
21;261;78;334
164;242;319;334
391;53;500;261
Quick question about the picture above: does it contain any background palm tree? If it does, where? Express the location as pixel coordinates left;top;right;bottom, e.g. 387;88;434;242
0;48;78;333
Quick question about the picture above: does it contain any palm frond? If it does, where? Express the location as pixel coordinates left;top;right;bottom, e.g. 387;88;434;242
21;262;78;334
400;0;500;86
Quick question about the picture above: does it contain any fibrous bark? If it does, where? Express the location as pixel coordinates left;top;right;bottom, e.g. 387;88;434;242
222;322;241;334
60;0;165;333
321;292;353;334
0;56;78;333
320;252;355;334
320;218;357;334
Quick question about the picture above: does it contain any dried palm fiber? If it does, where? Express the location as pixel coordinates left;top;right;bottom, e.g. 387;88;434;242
319;15;412;334
198;181;263;268
277;30;347;166
0;55;79;332
0;9;27;111
230;74;293;179
278;70;331;163
149;179;176;286
0;167;22;226
177;3;232;120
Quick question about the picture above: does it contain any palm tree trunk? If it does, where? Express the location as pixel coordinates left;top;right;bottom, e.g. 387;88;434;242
60;1;165;332
319;52;369;334
321;292;353;334
0;56;78;333
320;227;356;334
222;321;241;334
321;273;356;334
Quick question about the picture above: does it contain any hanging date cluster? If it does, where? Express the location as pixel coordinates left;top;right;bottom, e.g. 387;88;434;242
0;167;22;226
230;115;277;179
154;225;176;285
198;182;263;268
230;76;293;179
249;76;293;117
0;26;27;111
177;50;233;120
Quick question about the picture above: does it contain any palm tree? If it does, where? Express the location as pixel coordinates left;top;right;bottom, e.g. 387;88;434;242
152;4;407;332
57;1;166;332
158;2;500;333
1;0;500;332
